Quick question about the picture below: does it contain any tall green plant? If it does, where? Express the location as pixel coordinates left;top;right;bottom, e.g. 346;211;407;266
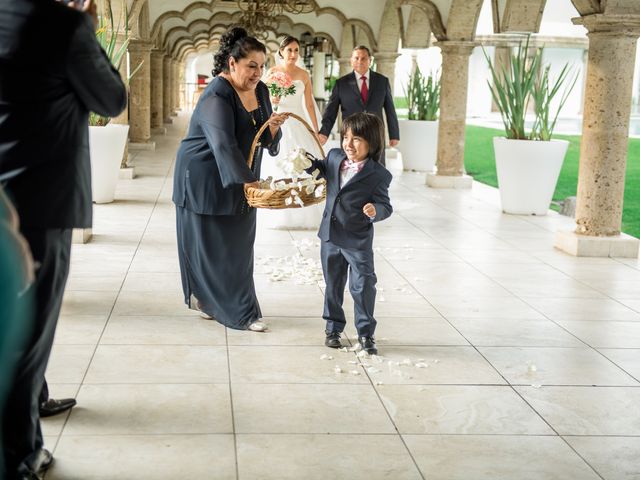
89;0;140;126
404;66;440;121
484;36;578;141
531;64;578;141
483;36;541;140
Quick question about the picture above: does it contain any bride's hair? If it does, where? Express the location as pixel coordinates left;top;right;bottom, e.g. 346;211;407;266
278;36;300;58
212;27;266;76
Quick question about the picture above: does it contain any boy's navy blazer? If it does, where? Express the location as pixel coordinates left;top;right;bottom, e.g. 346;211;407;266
309;148;392;250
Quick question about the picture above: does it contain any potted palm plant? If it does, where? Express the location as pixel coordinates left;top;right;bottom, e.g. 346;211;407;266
398;66;440;171
484;37;577;215
89;0;138;204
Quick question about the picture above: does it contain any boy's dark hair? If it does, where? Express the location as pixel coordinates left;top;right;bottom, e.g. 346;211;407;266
341;113;385;162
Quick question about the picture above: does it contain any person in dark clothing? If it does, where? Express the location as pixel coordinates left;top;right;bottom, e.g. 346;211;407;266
318;46;400;166
0;0;127;477
172;27;287;332
306;113;393;355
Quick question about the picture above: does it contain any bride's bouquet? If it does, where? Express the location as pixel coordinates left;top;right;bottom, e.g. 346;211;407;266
264;71;296;100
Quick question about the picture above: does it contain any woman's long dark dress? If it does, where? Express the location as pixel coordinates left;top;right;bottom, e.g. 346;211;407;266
172;77;279;329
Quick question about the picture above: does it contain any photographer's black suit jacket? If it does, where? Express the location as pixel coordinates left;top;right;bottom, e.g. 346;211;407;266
320;70;400;141
0;0;127;228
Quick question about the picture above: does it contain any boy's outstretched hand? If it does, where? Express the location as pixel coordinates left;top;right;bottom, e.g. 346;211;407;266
363;203;376;219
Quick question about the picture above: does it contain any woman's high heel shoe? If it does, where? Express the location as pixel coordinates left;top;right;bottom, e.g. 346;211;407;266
191;295;213;320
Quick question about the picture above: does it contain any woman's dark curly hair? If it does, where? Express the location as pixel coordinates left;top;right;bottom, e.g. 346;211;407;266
212;27;267;76
278;36;300;58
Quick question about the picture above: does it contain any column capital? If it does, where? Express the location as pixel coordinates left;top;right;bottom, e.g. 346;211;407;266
150;48;166;58
373;51;401;62
573;14;640;37
128;39;153;53
434;40;476;56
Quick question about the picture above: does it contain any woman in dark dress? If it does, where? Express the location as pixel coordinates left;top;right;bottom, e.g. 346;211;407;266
173;28;288;331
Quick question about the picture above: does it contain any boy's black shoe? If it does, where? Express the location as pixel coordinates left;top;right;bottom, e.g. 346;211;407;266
325;331;342;348
358;336;378;355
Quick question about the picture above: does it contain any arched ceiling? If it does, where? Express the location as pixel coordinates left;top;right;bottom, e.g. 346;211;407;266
124;0;583;62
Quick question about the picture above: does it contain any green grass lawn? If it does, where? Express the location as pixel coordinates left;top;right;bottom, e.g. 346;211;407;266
464;125;640;238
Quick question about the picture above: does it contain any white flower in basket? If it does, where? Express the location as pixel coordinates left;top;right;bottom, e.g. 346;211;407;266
262;147;322;207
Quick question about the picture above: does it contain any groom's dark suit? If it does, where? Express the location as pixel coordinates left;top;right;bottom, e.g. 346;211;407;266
320;70;400;165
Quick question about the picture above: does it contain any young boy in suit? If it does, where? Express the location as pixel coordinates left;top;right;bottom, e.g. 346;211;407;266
306;112;392;355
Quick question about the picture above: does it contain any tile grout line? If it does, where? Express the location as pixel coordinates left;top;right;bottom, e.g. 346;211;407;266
225;326;240;480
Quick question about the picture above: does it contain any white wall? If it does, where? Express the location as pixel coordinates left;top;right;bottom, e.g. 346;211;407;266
541;48;585;118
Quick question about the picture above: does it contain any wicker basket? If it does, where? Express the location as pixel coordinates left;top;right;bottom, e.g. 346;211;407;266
244;112;326;210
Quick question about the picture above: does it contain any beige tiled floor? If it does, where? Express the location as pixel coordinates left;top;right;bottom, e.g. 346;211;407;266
44;113;640;479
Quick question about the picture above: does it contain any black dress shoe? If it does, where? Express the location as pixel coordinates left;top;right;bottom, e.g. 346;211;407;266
325;331;342;349
39;398;76;418
358;336;378;355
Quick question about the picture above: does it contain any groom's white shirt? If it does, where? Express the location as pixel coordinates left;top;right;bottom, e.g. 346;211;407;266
354;70;371;92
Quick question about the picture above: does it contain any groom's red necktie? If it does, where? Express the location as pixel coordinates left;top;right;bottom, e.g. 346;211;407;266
360;76;368;104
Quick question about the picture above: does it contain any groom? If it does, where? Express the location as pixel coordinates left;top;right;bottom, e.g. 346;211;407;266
318;45;400;166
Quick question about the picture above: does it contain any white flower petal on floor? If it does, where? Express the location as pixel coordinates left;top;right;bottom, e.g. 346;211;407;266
333;366;343;374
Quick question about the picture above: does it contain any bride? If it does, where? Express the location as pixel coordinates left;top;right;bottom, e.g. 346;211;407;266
261;36;325;230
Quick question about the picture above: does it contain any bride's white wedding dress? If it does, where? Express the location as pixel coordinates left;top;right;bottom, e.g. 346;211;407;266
260;79;325;230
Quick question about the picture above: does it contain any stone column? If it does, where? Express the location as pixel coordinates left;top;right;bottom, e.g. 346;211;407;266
171;59;179;115
179;61;186;110
426;41;475;189
373;52;400;93
555;15;640;257
337;57;351;77
111;36;129;127
150;49;164;130
163;55;173;124
127;40;153;145
109;36;131;170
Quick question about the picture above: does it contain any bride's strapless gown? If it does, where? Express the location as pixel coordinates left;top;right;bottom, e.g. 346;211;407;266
260;79;325;230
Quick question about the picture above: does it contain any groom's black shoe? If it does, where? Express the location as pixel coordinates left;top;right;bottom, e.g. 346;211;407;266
325;331;342;349
358;336;377;355
39;398;76;417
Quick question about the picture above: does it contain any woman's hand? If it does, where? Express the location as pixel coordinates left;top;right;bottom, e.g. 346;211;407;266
266;112;288;138
244;181;260;190
266;112;288;129
271;96;281;106
363;203;376;219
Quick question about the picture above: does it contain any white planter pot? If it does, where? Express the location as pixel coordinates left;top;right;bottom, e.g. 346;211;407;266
89;124;129;204
398;119;438;172
494;137;569;215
